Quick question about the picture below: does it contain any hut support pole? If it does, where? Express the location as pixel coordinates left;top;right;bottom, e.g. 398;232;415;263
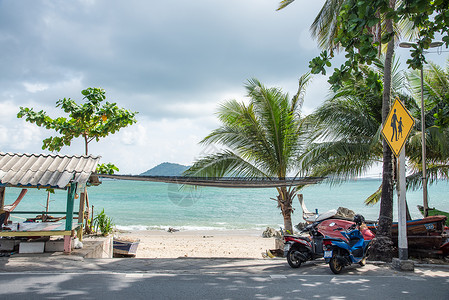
64;182;77;253
77;189;86;241
0;187;5;210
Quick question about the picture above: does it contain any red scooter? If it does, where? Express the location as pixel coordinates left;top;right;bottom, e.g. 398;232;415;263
283;221;324;268
283;218;372;268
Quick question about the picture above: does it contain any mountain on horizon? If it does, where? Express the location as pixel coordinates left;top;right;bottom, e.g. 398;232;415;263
140;162;190;176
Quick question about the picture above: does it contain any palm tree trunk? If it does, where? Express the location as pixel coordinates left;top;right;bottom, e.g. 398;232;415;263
370;3;396;261
278;188;294;233
283;215;293;234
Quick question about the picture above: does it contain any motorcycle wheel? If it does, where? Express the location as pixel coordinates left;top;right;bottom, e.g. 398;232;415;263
286;248;303;268
329;253;343;274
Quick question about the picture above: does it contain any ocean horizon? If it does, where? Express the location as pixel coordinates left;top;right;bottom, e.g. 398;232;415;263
4;178;448;231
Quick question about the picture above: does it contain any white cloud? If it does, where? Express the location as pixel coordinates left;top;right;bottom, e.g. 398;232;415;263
7;0;444;176
23;82;49;93
88;117;215;174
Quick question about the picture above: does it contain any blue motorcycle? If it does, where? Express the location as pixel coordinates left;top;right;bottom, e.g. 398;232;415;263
322;215;373;274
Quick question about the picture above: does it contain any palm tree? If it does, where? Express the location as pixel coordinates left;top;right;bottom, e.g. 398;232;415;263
279;0;408;261
302;58;405;192
185;76;311;233
302;58;449;212
406;59;449;191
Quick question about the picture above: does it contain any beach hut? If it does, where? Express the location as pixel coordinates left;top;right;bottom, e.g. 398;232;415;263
0;152;101;253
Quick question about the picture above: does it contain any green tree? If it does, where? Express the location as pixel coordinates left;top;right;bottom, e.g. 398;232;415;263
279;0;398;261
410;58;449;129
279;0;449;261
185;77;311;233
17;87;137;160
406;60;449;190
302;58;404;198
303;58;449;213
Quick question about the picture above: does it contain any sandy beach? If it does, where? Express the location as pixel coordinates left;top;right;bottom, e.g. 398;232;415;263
115;230;278;259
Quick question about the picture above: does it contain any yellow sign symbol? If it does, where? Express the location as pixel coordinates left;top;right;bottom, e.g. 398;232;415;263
381;97;415;157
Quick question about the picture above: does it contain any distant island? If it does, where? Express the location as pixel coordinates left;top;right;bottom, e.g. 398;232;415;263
140;162;190;176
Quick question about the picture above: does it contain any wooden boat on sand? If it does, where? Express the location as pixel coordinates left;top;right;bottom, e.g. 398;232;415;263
368;215;449;257
298;197;449;257
113;237;140;257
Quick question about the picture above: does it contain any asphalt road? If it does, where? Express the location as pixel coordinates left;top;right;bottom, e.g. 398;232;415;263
0;271;448;299
0;257;448;299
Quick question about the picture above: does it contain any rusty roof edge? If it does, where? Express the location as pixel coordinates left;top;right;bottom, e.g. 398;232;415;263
0;152;101;159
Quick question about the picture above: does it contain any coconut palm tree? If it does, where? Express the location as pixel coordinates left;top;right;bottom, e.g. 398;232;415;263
302;58;406;194
302;58;449;209
184;76;311;233
279;0;413;261
406;59;449;191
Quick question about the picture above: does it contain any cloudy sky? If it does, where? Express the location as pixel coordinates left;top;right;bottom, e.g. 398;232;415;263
1;1;447;175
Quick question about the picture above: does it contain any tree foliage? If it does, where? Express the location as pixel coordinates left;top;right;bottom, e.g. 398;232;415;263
303;57;449;204
278;0;449;261
406;59;449;189
17;87;138;156
279;1;449;89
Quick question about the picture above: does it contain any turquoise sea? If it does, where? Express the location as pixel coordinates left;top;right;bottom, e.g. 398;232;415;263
4;178;448;231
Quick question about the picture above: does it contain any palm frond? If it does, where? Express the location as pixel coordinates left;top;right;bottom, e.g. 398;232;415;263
291;72;312;115
406;165;449;191
184;150;267;179
300;139;379;180
277;0;295;11
310;0;345;51
364;184;382;205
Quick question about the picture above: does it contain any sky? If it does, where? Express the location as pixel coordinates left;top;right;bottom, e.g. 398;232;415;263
1;0;448;175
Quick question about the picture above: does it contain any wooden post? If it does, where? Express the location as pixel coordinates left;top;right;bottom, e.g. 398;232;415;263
0;187;5;210
64;182;77;253
90;205;94;233
77;189;86;241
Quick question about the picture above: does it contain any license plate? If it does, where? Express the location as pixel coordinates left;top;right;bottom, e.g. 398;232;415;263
324;250;333;258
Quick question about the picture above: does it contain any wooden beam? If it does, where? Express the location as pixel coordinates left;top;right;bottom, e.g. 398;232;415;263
0;230;73;237
12;211;79;215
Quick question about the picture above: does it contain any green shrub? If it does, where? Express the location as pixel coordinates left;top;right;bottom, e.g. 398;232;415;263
93;209;114;236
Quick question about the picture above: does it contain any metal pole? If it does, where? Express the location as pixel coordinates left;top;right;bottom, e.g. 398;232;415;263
398;138;408;260
420;67;428;217
398;40;443;218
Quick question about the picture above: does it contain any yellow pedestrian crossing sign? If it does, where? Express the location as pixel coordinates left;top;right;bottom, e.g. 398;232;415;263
381;97;415;157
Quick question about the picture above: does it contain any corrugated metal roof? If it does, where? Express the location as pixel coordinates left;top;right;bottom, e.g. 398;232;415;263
0;152;101;189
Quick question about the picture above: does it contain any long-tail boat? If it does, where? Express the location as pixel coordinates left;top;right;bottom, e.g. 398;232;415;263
368;215;448;257
417;205;449;226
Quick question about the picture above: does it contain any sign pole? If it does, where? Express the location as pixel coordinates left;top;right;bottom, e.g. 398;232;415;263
397;146;408;260
381;97;414;267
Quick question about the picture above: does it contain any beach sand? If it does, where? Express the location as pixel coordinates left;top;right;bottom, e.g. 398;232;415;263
115;230;278;258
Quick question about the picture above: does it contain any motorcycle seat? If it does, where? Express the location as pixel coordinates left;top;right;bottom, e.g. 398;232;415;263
299;236;311;242
285;235;311;242
324;237;345;243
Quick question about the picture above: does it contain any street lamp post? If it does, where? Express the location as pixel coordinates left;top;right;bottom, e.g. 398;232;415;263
399;40;443;217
